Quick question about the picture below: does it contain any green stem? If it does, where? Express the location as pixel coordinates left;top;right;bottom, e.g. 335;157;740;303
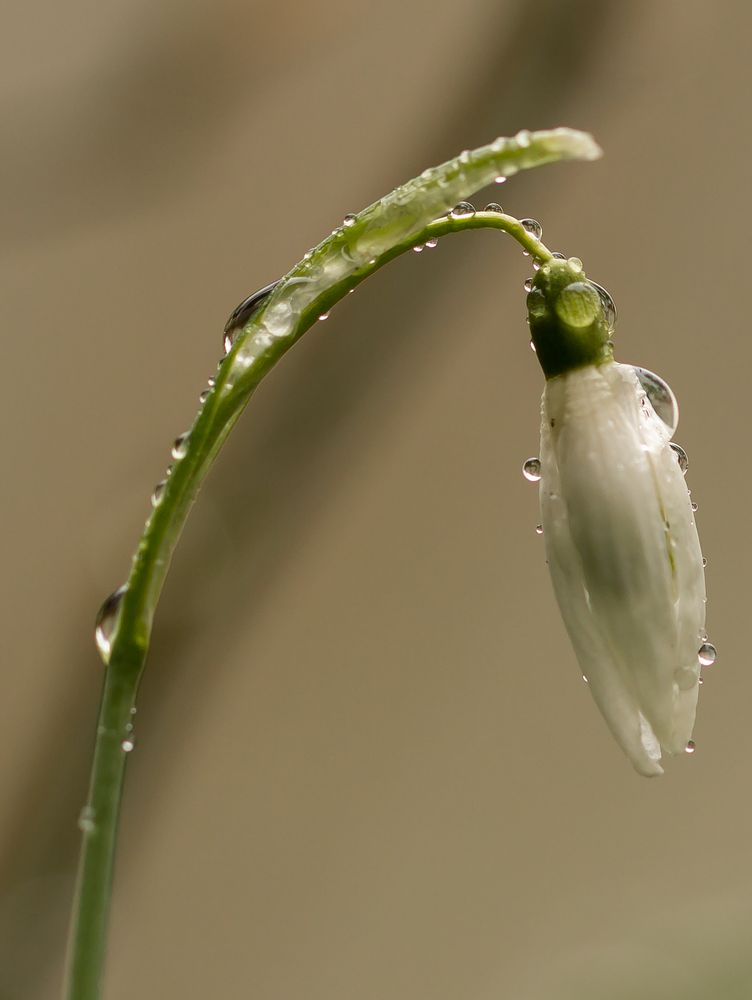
62;128;599;1000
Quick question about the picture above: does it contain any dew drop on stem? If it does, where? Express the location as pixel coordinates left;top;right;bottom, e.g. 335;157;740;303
172;434;189;460
94;586;127;660
450;202;475;219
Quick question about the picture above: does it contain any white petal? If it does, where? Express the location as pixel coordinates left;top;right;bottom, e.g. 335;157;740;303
540;362;705;774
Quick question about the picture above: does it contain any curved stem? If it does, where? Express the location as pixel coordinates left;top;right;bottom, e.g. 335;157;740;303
62;127;599;1000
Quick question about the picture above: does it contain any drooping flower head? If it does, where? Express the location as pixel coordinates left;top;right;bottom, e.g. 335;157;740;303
527;258;709;776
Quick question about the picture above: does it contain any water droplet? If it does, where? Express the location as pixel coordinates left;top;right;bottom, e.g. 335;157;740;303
685;740;696;754
535;524;544;535
199;389;211;403
523;457;541;482
151;480;167;507
515;129;532;147
318;312;330;321
223;280;279;338
633;367;679;436
121;738;136;753
207;376;216;388
568;257;583;273
670;442;688;473
589;281;617;331
702;556;708;567
450;202;476;219
530;340;537;353
699;629;708;642
698;642;716;666
95;586;127;660
691;500;699;512
343;213;357;228
582;674;589;684
425;237;439;248
413;245;424;253
78;806;96;833
524;277;534;292
223;331;236;355
520;219;542;240
494;175;507;184
172;434;189;460
551;251;566;260
484;203;504;213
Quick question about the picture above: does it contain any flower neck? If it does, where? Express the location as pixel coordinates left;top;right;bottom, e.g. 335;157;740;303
527;258;613;379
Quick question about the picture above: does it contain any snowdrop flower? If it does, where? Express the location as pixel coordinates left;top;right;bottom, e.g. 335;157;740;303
527;259;708;776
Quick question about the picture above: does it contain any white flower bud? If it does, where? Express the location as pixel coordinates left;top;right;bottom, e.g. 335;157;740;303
539;361;706;776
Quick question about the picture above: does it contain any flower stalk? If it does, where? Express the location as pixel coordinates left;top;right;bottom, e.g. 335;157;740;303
62;128;601;1000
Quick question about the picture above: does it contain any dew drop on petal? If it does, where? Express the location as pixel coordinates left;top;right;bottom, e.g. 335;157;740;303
172;434;189;460
523;457;541;481
633;367;679;437
318;312;330;321
685;740;696;754
691;500;699;512
413;245;424;253
450;202;475;219
530;340;537;353
425;237;439;248
535;524;544;535
95;586;127;660
671;442;689;473
702;556;708;567
494;175;507;184
698;642;717;666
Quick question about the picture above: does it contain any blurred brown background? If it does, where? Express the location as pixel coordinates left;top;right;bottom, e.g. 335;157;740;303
2;1;749;997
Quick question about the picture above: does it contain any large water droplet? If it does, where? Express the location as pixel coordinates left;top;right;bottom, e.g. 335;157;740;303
523;457;541;481
172;434;189;460
568;257;583;273
484;203;504;213
633;367;679;437
670;442;688;474
589;281;617;332
698;642;717;666
450;202;475;219
95;586;127;660
520;218;542;240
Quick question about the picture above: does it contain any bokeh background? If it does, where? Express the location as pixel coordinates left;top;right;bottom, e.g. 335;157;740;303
2;1;749;997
